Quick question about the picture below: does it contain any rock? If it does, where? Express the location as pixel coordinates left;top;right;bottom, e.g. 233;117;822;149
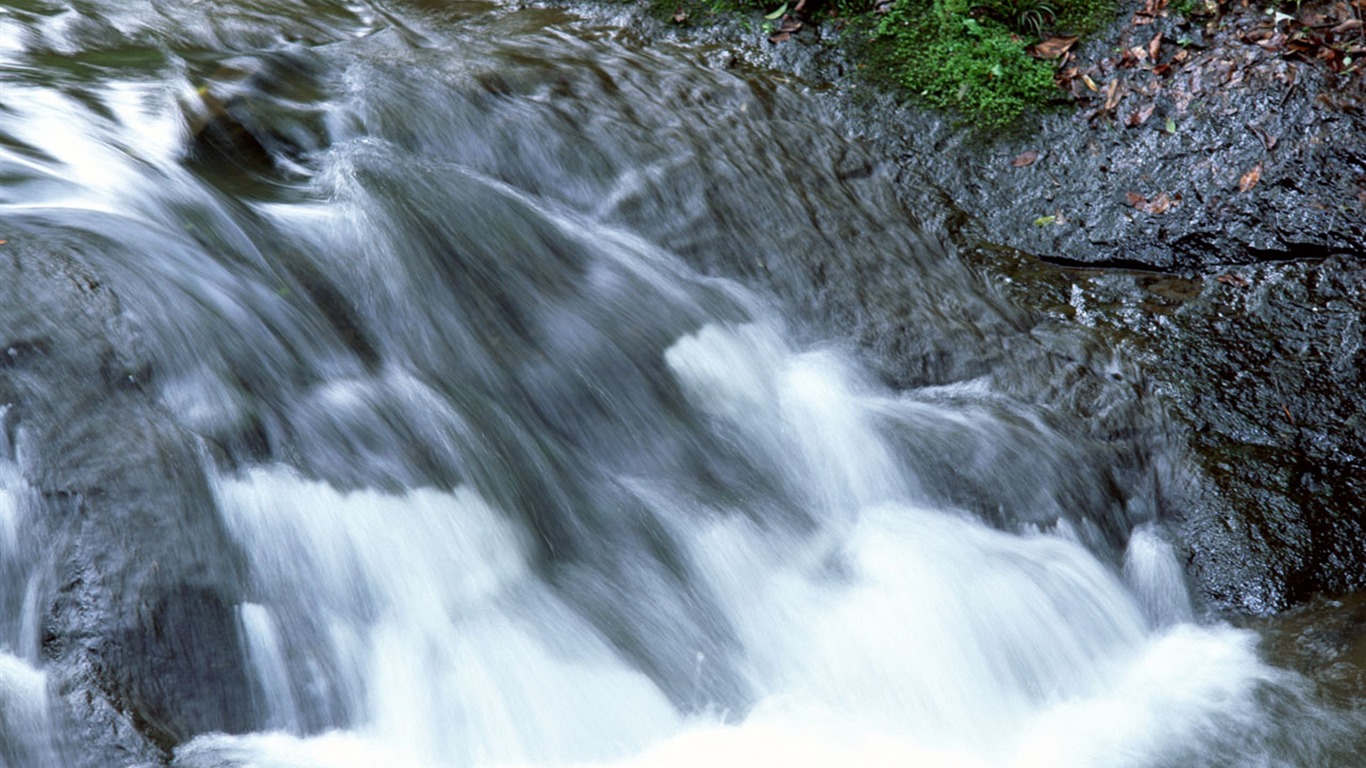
0;238;260;765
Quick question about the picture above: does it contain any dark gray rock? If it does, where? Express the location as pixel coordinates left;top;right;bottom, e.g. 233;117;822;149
0;241;260;766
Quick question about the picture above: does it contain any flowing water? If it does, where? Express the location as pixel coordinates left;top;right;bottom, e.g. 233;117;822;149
0;1;1360;766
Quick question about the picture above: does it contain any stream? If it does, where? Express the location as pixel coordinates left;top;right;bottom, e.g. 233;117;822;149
0;1;1361;766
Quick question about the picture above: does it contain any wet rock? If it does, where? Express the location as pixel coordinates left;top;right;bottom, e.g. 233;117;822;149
976;250;1366;614
1151;257;1366;611
0;239;259;765
942;0;1366;269
182;49;333;188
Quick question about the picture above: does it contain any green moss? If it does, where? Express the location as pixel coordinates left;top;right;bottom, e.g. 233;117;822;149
869;0;1117;127
628;0;1115;127
870;0;1053;127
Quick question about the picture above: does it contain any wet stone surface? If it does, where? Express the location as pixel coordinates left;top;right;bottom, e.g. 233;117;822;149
970;0;1366;270
968;247;1365;614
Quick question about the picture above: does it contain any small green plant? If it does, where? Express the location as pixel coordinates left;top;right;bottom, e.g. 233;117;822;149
978;0;1056;35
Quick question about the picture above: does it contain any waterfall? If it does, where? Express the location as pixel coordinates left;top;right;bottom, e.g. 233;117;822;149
0;2;1359;767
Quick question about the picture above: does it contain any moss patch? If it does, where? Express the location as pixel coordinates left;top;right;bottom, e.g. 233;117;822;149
869;0;1112;127
629;0;1114;127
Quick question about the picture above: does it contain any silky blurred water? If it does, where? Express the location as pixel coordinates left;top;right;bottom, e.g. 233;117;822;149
0;2;1360;767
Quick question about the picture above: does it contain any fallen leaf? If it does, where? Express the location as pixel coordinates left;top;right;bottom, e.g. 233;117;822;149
1129;45;1149;63
769;31;793;43
1127;191;1174;214
1030;35;1079;59
0;240;7;245
764;3;788;20
778;16;802;32
1246;122;1278;151
1238;163;1263;192
1127;102;1156;126
1012;149;1040;167
1217;273;1252;287
1082;73;1099;91
1034;215;1057;226
1334;19;1364;35
672;7;687;22
1165;116;1177;134
1149;32;1163;61
1103;79;1123;111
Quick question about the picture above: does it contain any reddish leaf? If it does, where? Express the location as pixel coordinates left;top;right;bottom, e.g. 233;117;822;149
769;31;793;43
1127;102;1156;127
1012;150;1040;167
1127;191;1174;214
1030;35;1079;59
1217;273;1251;287
1148;33;1163;62
1238;163;1263;192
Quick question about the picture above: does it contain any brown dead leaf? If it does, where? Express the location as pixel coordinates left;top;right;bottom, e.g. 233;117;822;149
1127;191;1175;214
1149;33;1163;62
1011;150;1040;167
1127;102;1157;127
769;31;793;43
1238;163;1263;192
1129;45;1149;63
1217;273;1251;287
1334;19;1364;35
1082;73;1099;91
1030;35;1080;59
1103;79;1123;111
